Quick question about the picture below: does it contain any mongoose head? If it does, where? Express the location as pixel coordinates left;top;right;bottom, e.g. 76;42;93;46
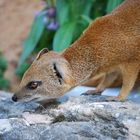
12;48;75;102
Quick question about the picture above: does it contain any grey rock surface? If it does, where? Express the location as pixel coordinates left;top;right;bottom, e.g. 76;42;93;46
0;91;140;140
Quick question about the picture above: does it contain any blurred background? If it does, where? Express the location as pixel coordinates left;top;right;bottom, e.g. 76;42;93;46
0;0;123;92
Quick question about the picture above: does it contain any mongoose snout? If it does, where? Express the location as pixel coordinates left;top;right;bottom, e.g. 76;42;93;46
12;94;18;102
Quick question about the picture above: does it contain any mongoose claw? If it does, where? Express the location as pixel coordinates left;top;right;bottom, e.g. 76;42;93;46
104;96;122;102
81;92;89;96
81;90;102;96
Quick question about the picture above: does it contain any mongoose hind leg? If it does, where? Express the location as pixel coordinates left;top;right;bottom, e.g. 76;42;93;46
106;63;140;102
82;71;119;95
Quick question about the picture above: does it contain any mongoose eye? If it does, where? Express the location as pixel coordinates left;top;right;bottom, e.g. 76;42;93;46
26;81;42;90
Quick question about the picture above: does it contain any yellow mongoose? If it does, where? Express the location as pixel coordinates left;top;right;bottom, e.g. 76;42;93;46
12;0;140;102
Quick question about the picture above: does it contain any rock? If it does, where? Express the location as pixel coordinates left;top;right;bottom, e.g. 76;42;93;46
0;91;140;140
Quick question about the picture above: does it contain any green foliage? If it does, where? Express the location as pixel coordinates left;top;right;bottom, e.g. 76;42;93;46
53;21;77;51
56;0;69;25
0;53;9;90
16;63;30;78
90;0;108;19
54;0;94;52
0;55;8;72
106;0;123;13
0;77;10;90
18;13;46;67
34;29;55;52
17;0;124;77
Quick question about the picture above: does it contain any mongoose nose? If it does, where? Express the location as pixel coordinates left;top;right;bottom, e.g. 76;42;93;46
12;94;18;102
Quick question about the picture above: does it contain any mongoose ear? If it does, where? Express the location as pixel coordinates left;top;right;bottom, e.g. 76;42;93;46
36;48;49;60
53;63;64;84
53;61;75;85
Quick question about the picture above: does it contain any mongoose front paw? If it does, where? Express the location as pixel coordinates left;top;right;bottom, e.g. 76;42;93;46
81;89;102;96
105;96;126;102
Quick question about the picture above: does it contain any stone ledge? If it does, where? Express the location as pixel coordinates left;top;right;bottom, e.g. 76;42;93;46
0;91;140;140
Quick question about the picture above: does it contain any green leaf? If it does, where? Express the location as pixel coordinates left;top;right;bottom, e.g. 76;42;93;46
16;63;30;78
18;14;45;66
106;0;123;13
90;0;108;19
56;0;94;25
34;29;55;53
72;17;90;41
0;56;8;72
56;0;69;25
81;15;92;24
0;69;3;77
53;21;77;52
69;0;94;20
0;77;9;90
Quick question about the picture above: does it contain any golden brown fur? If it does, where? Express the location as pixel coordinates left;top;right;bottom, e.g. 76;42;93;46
13;0;140;102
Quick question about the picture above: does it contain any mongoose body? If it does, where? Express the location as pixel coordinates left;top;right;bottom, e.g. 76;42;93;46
12;0;140;102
